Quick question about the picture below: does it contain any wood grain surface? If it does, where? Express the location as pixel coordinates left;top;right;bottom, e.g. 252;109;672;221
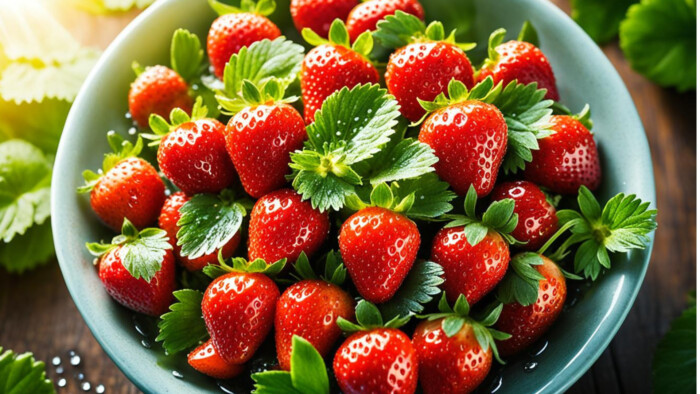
0;1;695;393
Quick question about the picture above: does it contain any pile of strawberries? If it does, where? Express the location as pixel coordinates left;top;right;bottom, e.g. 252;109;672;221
79;0;657;393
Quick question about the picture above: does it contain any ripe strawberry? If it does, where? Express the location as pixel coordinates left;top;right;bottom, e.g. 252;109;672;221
334;301;418;394
158;192;241;271
291;0;358;38
201;258;283;364
275;253;354;370
478;28;559;101
248;189;330;263
418;80;508;197
523;115;601;194
413;294;509;394
187;340;245;379
128;65;193;129
147;98;236;196
87;220;175;316
377;12;476;122
346;0;424;41
495;255;567;357
431;185;520;304
79;134;165;232
207;0;281;78
300;20;379;123
491;180;558;250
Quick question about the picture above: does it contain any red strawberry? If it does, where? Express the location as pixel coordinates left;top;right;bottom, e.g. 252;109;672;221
431;185;519;304
412;295;509;394
346;0;424;41
478;28;559;101
128;65;193;129
291;0;358;38
87;220;176;316
334;301;418;394
523;115;601;194
248;189;330;263
339;206;420;303
187;340;245;379
300;21;379;123
378;13;476;122
201;259;283;364
225;103;306;198
418;92;508;197
149;100;236;196
207;1;281;78
491;180;558;250
495;255;567;357
275;259;355;370
158;192;241;271
80;134;165;232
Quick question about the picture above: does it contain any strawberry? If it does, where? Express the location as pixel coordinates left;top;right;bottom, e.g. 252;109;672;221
275;252;354;370
187;340;245;379
346;0;424;41
201;258;284;364
86;220;175;316
478;27;559;101
491;180;558;250
158;192;241;271
418;80;508;197
431;185;520;304
339;184;421;303
495;254;566;357
145;98;236;196
300;20;379;123
291;0;358;38
334;301;418;394
207;0;282;79
79;134;165;232
128;65;193;129
413;294;510;394
248;189;330;264
523;114;601;195
376;12;476;122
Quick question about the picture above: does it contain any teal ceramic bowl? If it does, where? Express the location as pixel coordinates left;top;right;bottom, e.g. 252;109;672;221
52;0;656;392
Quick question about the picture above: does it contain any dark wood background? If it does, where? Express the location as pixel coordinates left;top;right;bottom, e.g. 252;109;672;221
0;1;695;393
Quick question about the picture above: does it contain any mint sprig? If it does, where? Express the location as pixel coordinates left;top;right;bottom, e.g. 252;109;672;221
374;11;475;51
252;336;329;394
0;347;54;394
156;289;208;355
379;260;445;320
170;29;204;83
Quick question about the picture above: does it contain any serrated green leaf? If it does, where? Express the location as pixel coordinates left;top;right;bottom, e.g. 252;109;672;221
0;347;55;394
379;260;445;320
574;238;602;280
170;29;203;82
0;221;54;274
155;290;208;355
374;11;427;49
117;226;171;282
391;173;456;219
290;336;329;394
571;0;636;44
367;139;438;186
253;371;302;394
652;293;696;394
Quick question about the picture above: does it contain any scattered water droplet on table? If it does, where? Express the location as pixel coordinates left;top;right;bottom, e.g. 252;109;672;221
95;385;105;394
57;378;67;388
81;381;91;391
524;361;538;373
70;355;81;366
52;356;61;366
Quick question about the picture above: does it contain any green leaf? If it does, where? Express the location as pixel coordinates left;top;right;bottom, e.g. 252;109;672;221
441;316;465;337
0;99;70;154
517;21;540;46
65;0;155;14
0;221;54;274
652;292;696;394
367;139;438;186
369;183;394;209
177;191;247;260
356;300;384;327
374;11;427;49
328;19;350;48
170;29;203;82
290;336;329;394
155;290;208;355
391;173;456;219
620;0;696;92
0;347;55;394
0;140;52;243
463;222;489;246
379;260;445;320
113;224;171;282
496;252;545;306
571;0;636;44
352;32;374;57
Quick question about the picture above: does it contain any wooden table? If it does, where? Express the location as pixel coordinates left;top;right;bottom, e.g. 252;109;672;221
0;1;695;393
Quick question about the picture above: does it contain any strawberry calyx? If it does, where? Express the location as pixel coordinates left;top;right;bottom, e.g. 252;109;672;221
202;254;287;280
86;218;172;282
78;132;144;193
208;0;276;17
483;22;541;71
442;184;521;247
142;96;209;146
413;77;502;126
292;251;348;286
375;11;476;51
345;183;416;216
336;300;412;334
302;19;375;61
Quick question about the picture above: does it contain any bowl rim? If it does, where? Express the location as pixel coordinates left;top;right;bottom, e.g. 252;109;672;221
52;0;657;393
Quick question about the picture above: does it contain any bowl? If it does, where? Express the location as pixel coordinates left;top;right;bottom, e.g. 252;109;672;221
52;0;656;392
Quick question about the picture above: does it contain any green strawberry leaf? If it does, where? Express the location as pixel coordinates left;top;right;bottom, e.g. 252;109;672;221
291;251;347;286
620;0;696;92
338;300;412;334
391;173;456;219
176;190;248;260
379;260;445;320
156;289;208;355
203;256;287;279
365;138;439;186
0;98;70;154
374;11;475;50
496;252;546;306
253;336;329;394
170;29;203;83
0;140;52;243
652;292;696;394
571;0;637;44
0;347;55;394
0;221;54;274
